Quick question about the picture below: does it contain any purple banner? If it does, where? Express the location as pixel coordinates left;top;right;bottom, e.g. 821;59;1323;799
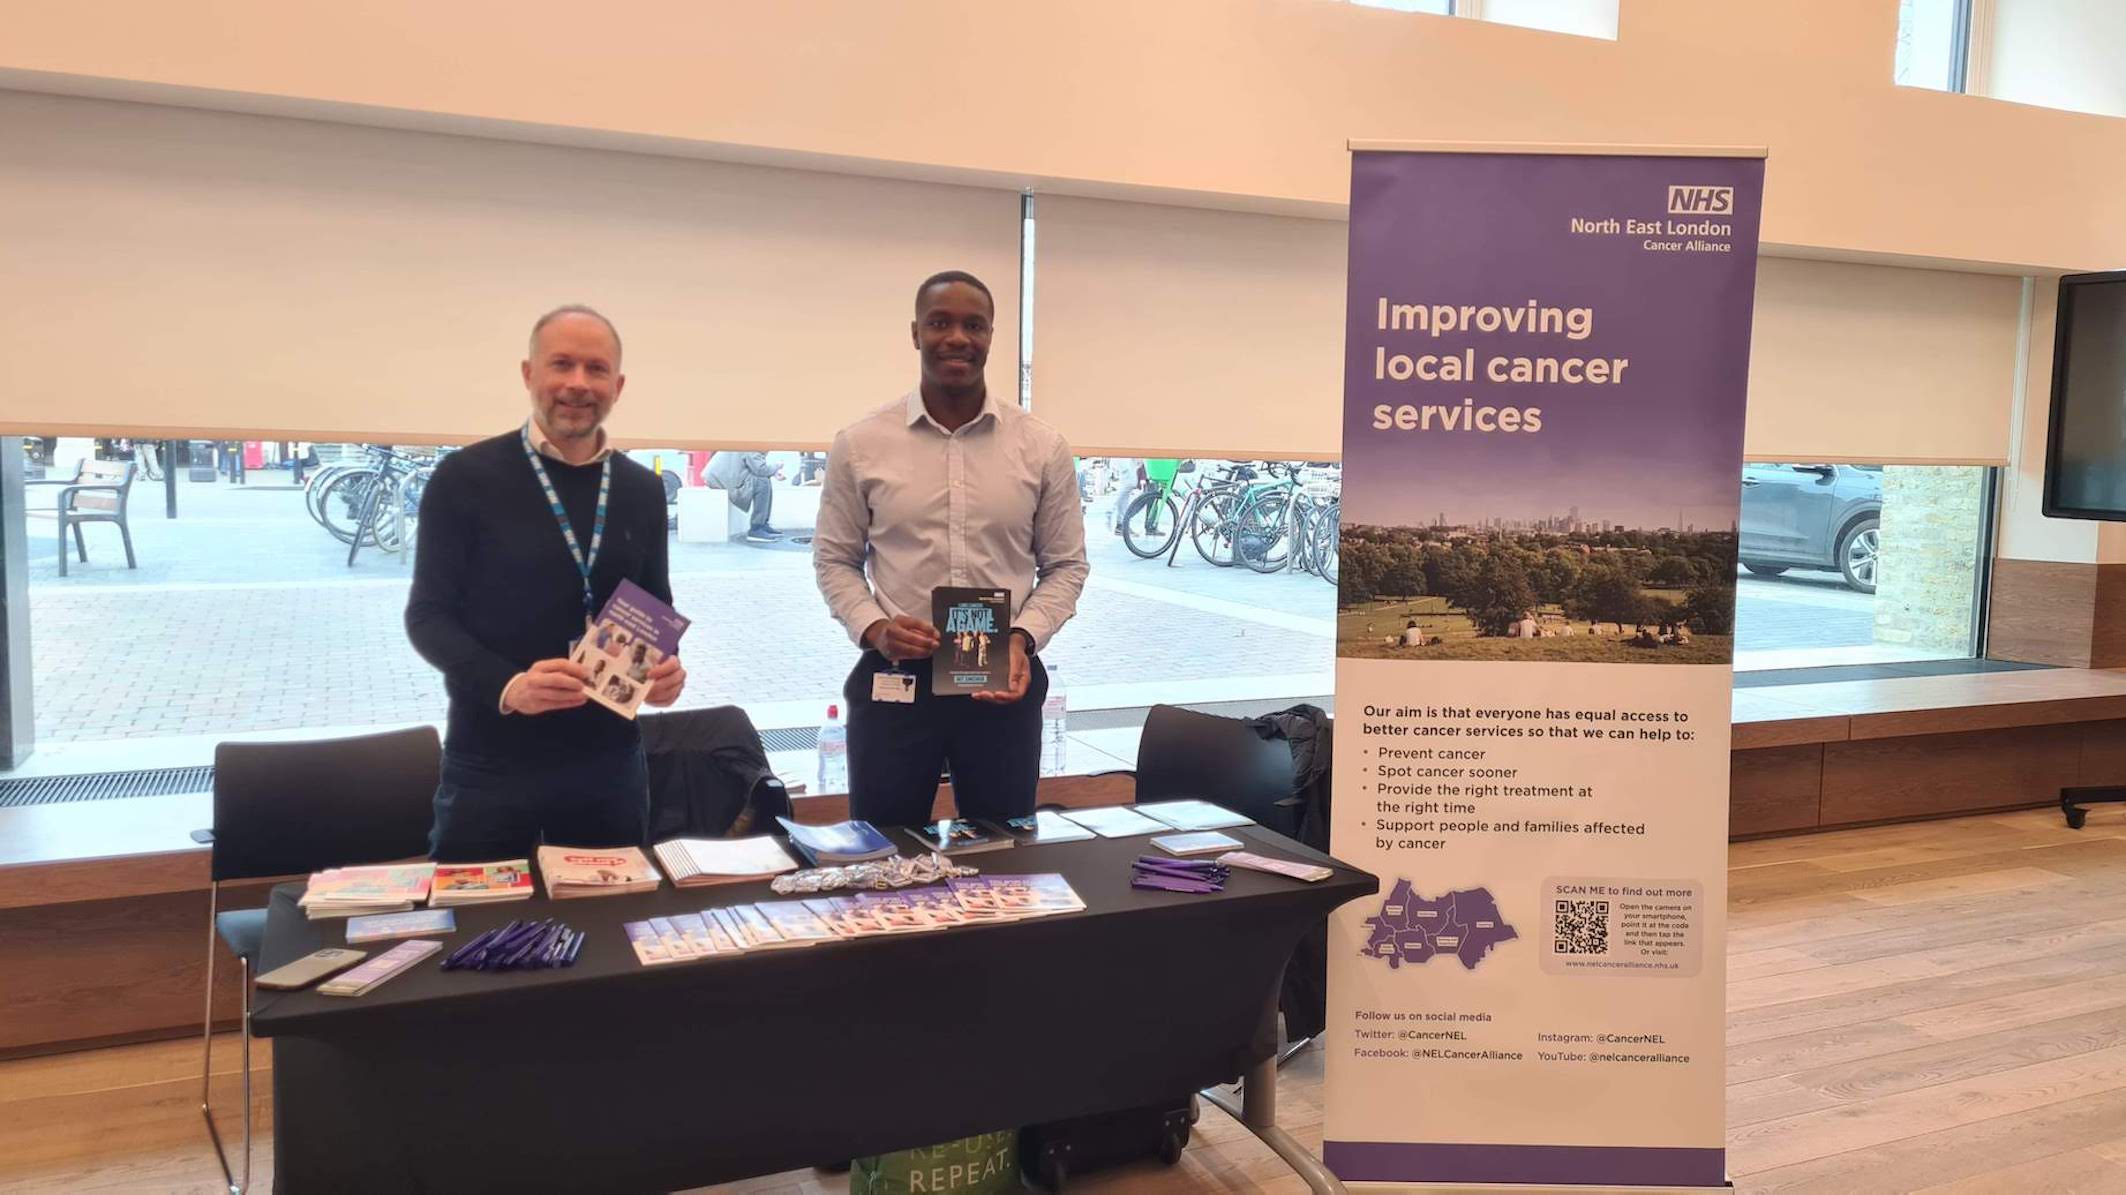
1325;146;1763;1188
1342;151;1762;542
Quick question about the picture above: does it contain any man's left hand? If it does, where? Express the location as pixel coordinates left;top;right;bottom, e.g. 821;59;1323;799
971;634;1032;704
644;655;688;707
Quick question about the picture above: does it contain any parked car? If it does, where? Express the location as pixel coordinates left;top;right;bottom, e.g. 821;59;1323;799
1738;463;1882;593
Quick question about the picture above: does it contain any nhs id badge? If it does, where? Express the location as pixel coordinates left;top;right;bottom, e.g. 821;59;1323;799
871;669;916;704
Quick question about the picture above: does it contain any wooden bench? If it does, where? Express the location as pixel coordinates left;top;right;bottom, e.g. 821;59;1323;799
25;458;137;576
1732;668;2126;836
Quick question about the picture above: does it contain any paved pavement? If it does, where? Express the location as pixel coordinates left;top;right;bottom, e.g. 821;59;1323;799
12;476;1940;759
18;478;1338;750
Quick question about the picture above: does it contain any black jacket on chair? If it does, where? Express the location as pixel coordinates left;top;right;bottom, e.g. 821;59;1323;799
640;706;791;842
1248;704;1334;1042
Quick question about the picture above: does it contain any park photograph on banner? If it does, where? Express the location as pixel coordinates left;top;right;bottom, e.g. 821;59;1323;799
1325;143;1765;1190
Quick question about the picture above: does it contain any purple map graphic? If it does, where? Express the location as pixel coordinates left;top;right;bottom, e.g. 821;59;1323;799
1360;880;1518;971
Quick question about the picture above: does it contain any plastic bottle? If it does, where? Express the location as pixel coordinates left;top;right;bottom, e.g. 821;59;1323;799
1040;669;1068;777
816;703;849;793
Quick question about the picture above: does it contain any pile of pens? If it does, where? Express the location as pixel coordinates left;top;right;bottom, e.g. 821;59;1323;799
441;919;585;972
1132;855;1230;895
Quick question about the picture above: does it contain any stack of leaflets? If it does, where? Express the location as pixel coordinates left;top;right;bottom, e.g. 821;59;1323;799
776;817;899;866
430;860;534;907
347;909;456;944
904;818;1015;856
1152;830;1246;857
652;836;799;889
318;939;443;997
535;845;663;898
949;874;1088;918
1058;805;1167;839
298;863;436;919
620;878;1090;967
988;810;1095;845
569;579;691;719
1137;800;1254;832
1220;850;1334;883
622;901;839;965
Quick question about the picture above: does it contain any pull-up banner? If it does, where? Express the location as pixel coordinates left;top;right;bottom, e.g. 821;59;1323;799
1324;143;1765;1190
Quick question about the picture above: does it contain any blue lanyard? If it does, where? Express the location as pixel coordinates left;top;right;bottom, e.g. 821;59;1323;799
520;424;611;619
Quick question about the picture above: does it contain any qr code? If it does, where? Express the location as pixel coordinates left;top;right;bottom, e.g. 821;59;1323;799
1553;899;1610;955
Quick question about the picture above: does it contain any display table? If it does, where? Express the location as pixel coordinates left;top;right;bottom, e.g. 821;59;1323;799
251;825;1377;1193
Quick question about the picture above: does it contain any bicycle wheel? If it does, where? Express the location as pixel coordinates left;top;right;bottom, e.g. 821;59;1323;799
317;469;380;545
1240;490;1294;574
1121;491;1180;559
306;464;353;525
1190;489;1241;567
1318;500;1341;586
372;476;408;553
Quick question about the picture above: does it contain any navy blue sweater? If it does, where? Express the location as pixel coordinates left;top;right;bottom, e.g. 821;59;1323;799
405;430;672;759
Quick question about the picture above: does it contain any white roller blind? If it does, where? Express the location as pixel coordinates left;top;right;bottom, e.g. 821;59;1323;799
1744;257;2021;465
1032;195;1346;460
0;91;1020;447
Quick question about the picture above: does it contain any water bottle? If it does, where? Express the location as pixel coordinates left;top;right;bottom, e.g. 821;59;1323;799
816;703;849;793
1041;670;1069;777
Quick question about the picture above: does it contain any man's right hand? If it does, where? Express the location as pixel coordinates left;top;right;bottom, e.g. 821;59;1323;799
501;658;592;715
865;615;941;662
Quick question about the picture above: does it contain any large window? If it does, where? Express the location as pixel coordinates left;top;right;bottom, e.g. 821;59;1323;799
1896;0;1973;91
1733;463;1993;671
1344;0;1618;39
1;437;1344;779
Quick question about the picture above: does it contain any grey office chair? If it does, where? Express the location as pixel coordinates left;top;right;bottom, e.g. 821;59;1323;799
191;726;439;1193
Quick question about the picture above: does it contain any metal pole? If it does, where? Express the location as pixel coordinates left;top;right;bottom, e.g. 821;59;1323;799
1201;1054;1347;1195
165;439;179;518
0;438;32;769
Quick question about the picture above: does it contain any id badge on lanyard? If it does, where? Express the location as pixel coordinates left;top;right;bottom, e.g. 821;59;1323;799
872;660;916;704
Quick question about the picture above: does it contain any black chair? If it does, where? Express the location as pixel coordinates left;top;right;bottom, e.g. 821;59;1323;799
1132;704;1307;837
25;457;137;576
191;725;441;1194
641;706;791;842
1118;705;1334;1064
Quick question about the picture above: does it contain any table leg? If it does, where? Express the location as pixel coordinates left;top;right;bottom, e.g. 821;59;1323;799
1200;1054;1346;1195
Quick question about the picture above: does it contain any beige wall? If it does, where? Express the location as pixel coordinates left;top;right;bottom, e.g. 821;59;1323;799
0;93;1020;447
1;0;2124;273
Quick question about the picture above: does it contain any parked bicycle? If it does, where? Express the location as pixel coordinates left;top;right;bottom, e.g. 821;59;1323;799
309;446;435;564
1118;459;1339;582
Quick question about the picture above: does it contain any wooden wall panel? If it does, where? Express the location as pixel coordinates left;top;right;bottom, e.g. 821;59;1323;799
1731;746;1824;837
2094;567;2126;669
0;882;271;1058
2077;720;2126;788
1820;724;2082;826
1987;559;2097;667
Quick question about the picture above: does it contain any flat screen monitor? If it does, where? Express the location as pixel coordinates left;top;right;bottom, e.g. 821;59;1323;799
2046;271;2126;521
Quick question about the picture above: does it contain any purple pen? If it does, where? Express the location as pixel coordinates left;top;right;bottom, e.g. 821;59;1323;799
442;925;507;971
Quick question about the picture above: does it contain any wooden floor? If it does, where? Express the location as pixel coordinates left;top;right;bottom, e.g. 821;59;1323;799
13;807;2126;1193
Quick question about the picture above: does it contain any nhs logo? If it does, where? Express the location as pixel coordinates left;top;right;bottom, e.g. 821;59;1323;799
1667;185;1734;215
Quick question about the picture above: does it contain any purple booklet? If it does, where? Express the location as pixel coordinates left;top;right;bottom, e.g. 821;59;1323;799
570;579;690;719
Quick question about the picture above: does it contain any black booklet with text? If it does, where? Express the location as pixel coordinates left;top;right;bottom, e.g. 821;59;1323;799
931;586;1010;696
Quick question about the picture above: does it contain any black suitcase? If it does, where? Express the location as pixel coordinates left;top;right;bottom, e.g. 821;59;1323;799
1019;1097;1199;1191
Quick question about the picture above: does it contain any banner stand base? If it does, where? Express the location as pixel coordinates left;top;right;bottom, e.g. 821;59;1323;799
1200;1057;1348;1195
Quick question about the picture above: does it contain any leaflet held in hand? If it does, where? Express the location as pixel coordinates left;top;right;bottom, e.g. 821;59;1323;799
931;586;1010;696
570;579;690;718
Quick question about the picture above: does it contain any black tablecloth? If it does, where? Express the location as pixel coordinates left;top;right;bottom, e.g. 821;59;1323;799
253;825;1377;1194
